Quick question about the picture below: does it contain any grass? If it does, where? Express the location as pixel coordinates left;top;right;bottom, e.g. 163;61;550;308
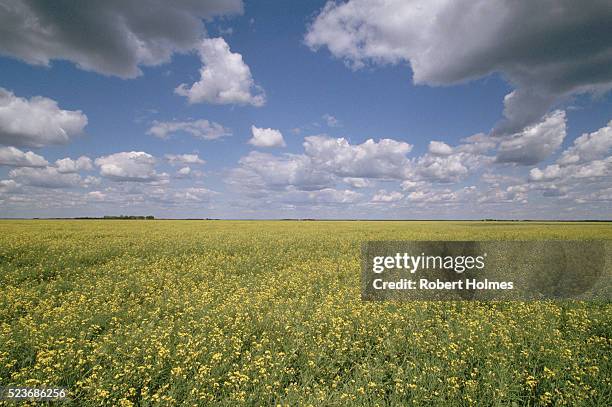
0;220;610;406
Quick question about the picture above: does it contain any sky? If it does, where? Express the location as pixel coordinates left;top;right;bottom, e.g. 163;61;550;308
0;0;611;219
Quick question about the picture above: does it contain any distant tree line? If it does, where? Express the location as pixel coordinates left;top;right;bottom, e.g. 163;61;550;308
102;215;155;220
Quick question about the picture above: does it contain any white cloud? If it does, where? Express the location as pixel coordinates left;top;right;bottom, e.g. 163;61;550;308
558;120;612;166
372;190;404;203
223;117;606;217
285;188;362;204
496;110;566;165
303;135;413;179
0;1;243;78
148;119;231;140
229;151;332;192
402;185;482;205
531;158;612;182
400;180;426;191
477;184;529;204
229;136;416;198
169;187;216;203
230;133;494;199
571;159;611;179
306;0;612;133
175;38;265;106
537;184;569;198
82;176;101;187
411;137;493;183
248;126;286;148
0;146;48;167
0;88;87;148
165;154;205;166
529;165;563;183
81;183;219;209
175;167;192;179
428;141;453;156
88;184;216;206
577;188;612;203
528;119;612;200
480;172;522;186
413;154;470;183
342;177;371;188
9;166;82;188
456;133;497;155
406;189;459;204
87;191;106;201
0;179;20;194
141;185;217;205
95;151;166;182
55;156;93;173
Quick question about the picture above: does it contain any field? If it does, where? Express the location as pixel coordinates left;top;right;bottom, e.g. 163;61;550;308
0;220;610;406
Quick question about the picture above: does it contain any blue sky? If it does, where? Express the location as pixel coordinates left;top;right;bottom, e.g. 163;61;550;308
0;0;611;219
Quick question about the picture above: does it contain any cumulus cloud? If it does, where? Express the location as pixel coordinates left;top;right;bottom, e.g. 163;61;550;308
0;146;48;167
175;167;192;178
229;151;332;192
230;133;496;199
529;165;562;183
87;191;106;201
55;156;93;173
110;184;218;206
95;151;167;182
248;126;286;148
529;158;611;183
477;184;529;204
303;135;413;179
173;166;204;180
165;154;205;166
411;137;493;183
88;184;216;206
402;185;486;206
166;187;216;203
229;136;416;196
306;0;612;133
480;172;522;186
528;119;612;196
9;166;82;188
558;120;612;165
284;188;362;204
413;154;470;183
148;119;231;140
372;190;404;203
400;180;426;191
577;187;612;203
0;88;87;148
496;110;566;165
175;37;265;106
456;133;497;155
406;189;460;204
0;0;243;78
82;176;101;187
428;141;453;156
342;177;371;188
0;179;20;194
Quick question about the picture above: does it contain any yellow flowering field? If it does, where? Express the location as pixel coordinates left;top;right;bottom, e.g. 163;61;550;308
0;220;610;406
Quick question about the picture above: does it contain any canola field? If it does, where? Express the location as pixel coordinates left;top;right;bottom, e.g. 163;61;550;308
0;220;610;406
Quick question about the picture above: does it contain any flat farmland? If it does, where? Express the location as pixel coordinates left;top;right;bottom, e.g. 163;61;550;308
0;220;610;406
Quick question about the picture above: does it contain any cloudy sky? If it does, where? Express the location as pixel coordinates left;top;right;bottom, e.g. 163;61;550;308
0;0;611;219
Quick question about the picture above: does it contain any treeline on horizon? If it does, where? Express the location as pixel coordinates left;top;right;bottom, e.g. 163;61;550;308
70;215;156;220
19;217;611;222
